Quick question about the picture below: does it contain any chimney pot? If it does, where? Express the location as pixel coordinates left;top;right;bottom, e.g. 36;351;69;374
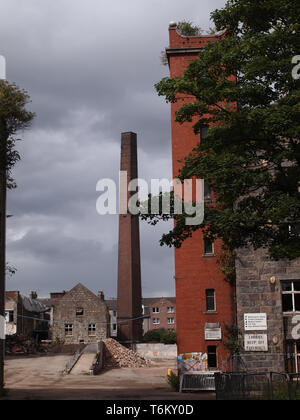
30;291;38;299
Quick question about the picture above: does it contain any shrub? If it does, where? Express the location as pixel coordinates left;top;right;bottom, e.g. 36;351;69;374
167;372;180;392
142;328;177;344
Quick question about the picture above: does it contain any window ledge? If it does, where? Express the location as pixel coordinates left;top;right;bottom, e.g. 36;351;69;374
203;311;218;315
202;253;216;258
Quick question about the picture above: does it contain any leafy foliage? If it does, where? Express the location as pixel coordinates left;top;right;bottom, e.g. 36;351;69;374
142;328;177;344
0;80;35;188
177;21;202;37
151;0;300;260
167;372;180;392
224;323;240;355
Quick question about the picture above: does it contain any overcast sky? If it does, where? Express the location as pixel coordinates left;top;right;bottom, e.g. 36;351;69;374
1;0;226;298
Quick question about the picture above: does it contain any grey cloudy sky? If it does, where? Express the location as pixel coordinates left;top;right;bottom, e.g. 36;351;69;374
1;0;226;298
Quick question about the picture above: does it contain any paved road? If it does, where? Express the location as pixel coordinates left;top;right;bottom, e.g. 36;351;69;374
1;355;216;400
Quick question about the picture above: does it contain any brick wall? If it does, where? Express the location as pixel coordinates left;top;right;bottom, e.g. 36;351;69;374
167;23;235;370
149;298;176;331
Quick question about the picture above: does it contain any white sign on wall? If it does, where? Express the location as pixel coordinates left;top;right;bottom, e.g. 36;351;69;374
244;313;267;331
205;323;222;341
244;334;268;352
0;55;6;80
205;328;222;341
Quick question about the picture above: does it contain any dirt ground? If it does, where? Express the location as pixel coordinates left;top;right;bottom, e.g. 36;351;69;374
1;355;216;400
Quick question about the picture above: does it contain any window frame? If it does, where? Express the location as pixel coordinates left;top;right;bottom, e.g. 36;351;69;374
282;280;300;313
167;306;174;313
167;317;175;325
65;323;73;336
5;311;14;323
207;346;217;369
76;307;84;316
88;323;97;336
152;318;160;325
204;238;214;255
152;307;160;314
206;289;216;312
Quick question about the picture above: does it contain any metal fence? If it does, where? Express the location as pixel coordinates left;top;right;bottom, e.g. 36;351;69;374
180;372;216;392
215;372;300;400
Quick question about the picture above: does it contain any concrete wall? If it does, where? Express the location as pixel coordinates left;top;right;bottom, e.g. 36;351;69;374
135;343;177;360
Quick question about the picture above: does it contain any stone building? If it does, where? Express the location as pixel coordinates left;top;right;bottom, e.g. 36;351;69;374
236;248;300;374
5;291;49;340
49;283;109;345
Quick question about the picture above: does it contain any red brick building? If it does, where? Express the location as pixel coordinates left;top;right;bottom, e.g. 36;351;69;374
143;297;176;333
166;23;235;371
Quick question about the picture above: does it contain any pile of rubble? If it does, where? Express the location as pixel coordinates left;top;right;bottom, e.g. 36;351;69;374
5;335;49;355
103;338;151;368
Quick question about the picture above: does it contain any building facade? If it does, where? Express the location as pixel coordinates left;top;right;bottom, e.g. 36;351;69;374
106;297;176;337
49;284;109;345
143;297;176;333
5;291;49;340
166;23;235;371
236;248;300;373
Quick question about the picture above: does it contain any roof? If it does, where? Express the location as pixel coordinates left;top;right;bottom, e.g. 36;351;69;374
21;295;50;314
106;297;176;311
142;297;176;306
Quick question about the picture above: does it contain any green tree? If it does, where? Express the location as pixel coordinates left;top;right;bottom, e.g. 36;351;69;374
0;80;35;393
142;328;177;344
150;0;300;260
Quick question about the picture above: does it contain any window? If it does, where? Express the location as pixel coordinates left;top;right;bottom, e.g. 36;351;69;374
5;311;14;323
152;307;160;314
168;318;175;325
200;126;209;139
65;324;73;336
206;289;216;312
204;181;211;200
76;308;84;316
167;307;174;313
207;346;217;369
286;341;300;374
88;324;96;336
204;238;214;255
282;281;300;313
113;311;117;317
290;224;300;236
112;323;117;332
153;318;160;325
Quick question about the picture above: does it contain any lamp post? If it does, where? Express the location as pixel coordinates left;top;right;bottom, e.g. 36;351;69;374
0;55;7;393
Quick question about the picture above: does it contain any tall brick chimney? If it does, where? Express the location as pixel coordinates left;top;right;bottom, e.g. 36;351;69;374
117;132;143;345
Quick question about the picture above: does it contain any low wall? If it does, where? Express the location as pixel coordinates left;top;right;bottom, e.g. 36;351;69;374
135;343;177;360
